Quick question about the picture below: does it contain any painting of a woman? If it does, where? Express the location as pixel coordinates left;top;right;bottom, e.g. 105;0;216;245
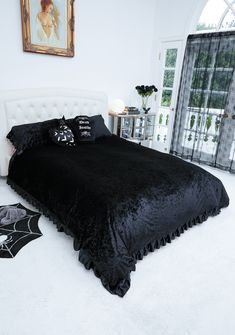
37;0;60;44
21;0;74;57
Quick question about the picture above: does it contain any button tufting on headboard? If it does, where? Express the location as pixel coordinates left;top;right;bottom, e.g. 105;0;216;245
0;88;108;176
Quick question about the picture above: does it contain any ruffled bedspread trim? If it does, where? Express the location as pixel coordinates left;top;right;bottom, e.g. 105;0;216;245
7;177;223;297
132;207;221;261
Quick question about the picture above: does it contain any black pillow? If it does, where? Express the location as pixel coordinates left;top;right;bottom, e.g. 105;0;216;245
89;115;111;139
49;118;76;147
71;116;95;143
7;118;59;154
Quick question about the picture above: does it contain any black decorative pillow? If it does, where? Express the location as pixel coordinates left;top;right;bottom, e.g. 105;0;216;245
49;118;76;147
66;114;111;140
7;118;59;154
89;115;111;139
71;116;95;143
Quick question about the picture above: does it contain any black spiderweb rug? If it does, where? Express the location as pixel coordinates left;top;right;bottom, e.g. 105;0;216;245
0;203;42;258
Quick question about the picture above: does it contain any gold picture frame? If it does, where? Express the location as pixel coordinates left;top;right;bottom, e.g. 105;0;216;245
21;0;75;57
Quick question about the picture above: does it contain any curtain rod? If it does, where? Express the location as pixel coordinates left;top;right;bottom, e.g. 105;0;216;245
188;30;235;39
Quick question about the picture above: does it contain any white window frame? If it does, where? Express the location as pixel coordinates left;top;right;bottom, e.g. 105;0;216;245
153;39;184;153
196;0;235;33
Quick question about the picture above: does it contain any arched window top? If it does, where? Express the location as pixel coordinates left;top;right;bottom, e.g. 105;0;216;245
197;0;235;32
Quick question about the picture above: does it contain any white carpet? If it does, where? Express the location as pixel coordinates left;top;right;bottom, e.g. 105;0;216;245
0;165;235;335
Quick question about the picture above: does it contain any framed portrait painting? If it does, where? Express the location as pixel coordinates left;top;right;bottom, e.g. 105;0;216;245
21;0;75;57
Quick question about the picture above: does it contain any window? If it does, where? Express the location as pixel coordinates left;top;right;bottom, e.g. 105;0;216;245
160;49;178;107
153;41;183;153
183;48;234;155
197;0;235;32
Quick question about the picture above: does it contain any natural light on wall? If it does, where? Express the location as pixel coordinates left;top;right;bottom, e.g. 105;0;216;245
197;0;235;31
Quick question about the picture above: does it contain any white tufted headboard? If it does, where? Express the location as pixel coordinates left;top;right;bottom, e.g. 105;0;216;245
0;88;108;177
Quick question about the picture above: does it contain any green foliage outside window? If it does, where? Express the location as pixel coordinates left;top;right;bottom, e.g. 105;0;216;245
163;70;175;88
195;51;213;68
189;92;205;108
165;49;177;68
208;93;227;109
189;49;233;111
191;71;209;90
196;23;217;31
216;50;235;68
190;115;196;129
211;71;233;91
197;115;202;127
161;90;172;107
206;115;212;131
192;70;232;92
166;114;169;126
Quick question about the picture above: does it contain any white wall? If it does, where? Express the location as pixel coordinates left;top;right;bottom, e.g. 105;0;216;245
0;0;207;104
154;0;207;39
150;0;208;82
0;0;157;105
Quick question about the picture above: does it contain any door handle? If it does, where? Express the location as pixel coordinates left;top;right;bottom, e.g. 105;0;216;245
223;112;229;118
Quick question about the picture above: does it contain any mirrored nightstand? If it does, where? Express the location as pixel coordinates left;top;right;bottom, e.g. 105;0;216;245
109;112;156;148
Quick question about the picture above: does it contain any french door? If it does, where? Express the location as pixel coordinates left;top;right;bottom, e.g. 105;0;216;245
171;32;235;173
153;40;183;153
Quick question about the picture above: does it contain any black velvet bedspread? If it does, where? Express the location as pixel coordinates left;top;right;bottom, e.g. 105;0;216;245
7;135;229;296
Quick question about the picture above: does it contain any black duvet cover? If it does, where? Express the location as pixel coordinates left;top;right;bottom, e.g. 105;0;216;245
7;135;229;296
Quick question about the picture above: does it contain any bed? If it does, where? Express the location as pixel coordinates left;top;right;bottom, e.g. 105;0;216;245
0;88;229;297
